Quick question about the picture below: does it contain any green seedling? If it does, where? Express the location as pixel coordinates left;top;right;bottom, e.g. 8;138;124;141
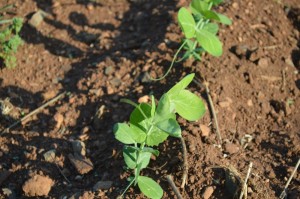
0;4;23;68
114;73;206;199
156;0;232;80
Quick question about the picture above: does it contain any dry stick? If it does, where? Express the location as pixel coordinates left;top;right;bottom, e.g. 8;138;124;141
239;162;253;199
193;79;222;145
166;175;183;199
1;92;66;135
180;136;188;188
50;153;71;184
279;158;300;199
281;70;286;92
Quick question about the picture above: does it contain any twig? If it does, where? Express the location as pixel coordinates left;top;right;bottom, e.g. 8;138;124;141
193;79;222;145
180;137;188;188
281;70;286;92
166;175;183;199
50;152;71;184
239;162;253;199
279;158;300;199
1;92;66;134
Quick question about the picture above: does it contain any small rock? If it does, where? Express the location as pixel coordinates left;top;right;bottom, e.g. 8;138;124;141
72;140;86;156
28;10;48;28
138;95;149;103
285;57;295;67
54;113;64;129
200;124;210;137
22;175;54;197
93;181;113;191
43;150;56;162
68;154;93;174
247;99;253;107
42;90;57;101
224;143;239;154
2;188;14;198
219;101;231;108
202;186;214;199
104;66;114;75
268;169;276;179
110;78;121;87
232;2;239;9
87;3;94;10
258;57;269;68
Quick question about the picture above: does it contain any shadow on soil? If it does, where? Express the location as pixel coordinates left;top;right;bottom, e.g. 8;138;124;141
0;0;198;197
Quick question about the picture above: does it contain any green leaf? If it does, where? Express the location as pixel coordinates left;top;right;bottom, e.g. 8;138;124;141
167;73;195;96
191;0;209;15
156;118;181;138
196;29;222;57
172;90;206;121
215;13;232;25
146;126;169;146
211;0;223;5
130;103;152;129
130;125;147;143
123;146;137;169
202;10;220;20
154;94;176;123
178;7;196;39
123;147;152;169
142;147;159;156
138;151;152;169
138;176;163;199
203;23;219;35
113;123;136;144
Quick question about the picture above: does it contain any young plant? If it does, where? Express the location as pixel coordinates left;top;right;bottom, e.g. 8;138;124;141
156;0;232;80
0;4;23;68
114;73;206;199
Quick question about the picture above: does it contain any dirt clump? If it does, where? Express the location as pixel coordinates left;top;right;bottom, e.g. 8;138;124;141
22;174;54;197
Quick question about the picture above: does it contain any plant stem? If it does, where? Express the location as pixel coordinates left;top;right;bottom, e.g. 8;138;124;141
151;40;187;81
166;175;183;199
121;177;136;197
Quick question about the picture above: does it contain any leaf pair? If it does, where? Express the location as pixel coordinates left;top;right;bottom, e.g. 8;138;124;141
178;0;231;58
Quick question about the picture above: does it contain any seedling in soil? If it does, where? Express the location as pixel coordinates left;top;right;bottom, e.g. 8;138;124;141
114;73;206;198
0;4;23;68
156;0;232;80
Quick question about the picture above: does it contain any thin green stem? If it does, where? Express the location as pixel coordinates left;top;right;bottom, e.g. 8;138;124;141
151;40;188;81
120;98;148;119
120;177;136;197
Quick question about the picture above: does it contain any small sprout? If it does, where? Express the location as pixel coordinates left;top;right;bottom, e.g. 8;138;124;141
114;74;206;198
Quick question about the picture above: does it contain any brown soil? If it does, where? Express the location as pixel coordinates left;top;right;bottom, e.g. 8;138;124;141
0;0;299;198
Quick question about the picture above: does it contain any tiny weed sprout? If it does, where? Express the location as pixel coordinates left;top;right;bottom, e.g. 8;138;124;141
0;4;23;68
114;73;206;199
156;0;232;80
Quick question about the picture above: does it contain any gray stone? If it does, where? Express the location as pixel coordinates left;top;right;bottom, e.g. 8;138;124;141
43;150;56;162
72;140;86;156
93;181;113;191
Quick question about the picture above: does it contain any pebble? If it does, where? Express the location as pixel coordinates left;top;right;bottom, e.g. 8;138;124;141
247;99;253;107
28;10;47;28
54;113;64;129
219;101;231;108
22;175;54;197
68;154;94;174
200;124;210;137
93;181;113;191
224;143;240;154
110;77;121;87
232;2;239;9
43;150;56;162
258;57;269;68
104;66;114;75
202;186;214;199
72;140;86;156
138;95;150;103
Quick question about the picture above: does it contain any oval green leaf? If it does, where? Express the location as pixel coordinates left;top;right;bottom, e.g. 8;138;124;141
203;23;219;35
178;7;196;39
123;146;137;169
113;123;136;144
216;13;232;25
138;176;163;199
146;126;169;146
172;90;206;121
167;73;195;96
196;29;222;57
155;118;181;138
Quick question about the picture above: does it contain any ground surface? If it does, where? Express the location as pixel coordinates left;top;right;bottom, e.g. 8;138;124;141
0;0;299;198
